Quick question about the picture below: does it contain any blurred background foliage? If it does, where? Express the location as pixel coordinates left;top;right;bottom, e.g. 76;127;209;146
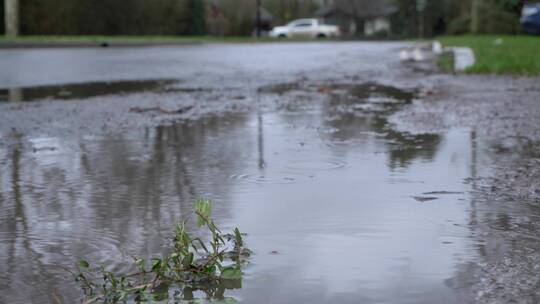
0;0;529;37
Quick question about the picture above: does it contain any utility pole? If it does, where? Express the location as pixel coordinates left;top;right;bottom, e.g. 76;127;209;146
256;0;261;37
4;0;19;37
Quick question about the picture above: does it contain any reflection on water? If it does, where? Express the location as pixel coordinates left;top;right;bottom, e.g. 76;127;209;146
156;279;242;303
321;82;440;168
0;79;179;102
0;83;490;303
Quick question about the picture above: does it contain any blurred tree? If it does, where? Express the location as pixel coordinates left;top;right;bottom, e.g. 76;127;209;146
215;0;255;35
391;0;418;37
334;0;395;36
494;0;525;15
4;0;19;36
186;0;206;35
8;0;526;37
470;0;521;34
391;0;522;37
16;0;195;35
13;0;318;36
262;0;319;25
1;0;5;34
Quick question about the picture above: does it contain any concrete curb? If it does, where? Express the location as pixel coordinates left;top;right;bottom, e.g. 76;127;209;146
432;41;475;72
399;41;476;73
449;47;475;72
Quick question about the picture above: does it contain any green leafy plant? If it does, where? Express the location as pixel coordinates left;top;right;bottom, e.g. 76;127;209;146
70;199;250;303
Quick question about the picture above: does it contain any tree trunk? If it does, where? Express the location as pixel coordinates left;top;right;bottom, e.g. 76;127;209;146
256;0;261;37
470;0;479;34
4;0;19;37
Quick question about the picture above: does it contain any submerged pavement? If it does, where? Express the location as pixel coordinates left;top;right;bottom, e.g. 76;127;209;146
0;42;539;304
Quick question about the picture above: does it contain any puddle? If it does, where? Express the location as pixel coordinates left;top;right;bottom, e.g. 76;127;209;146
258;82;301;95
0;79;180;102
341;82;416;102
0;83;499;303
413;196;439;202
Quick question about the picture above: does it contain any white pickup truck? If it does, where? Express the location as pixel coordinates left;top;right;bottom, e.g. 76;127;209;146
269;18;340;39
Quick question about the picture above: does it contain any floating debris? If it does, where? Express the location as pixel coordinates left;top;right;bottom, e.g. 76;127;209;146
129;105;194;114
413;196;439;202
423;191;464;195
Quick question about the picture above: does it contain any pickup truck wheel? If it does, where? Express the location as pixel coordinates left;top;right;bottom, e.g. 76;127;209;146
278;34;287;38
316;33;327;39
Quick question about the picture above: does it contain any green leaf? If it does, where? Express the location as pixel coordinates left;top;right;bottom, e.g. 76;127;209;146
182;252;194;269
135;258;145;271
192;237;209;253
216;233;225;245
220;266;242;280
195;199;212;227
202;265;216;275
222;298;238;304
174;222;192;248
78;259;89;269
151;259;162;272
119;290;128;300
234;228;243;247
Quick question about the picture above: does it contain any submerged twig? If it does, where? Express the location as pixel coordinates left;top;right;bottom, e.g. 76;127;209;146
129;105;193;114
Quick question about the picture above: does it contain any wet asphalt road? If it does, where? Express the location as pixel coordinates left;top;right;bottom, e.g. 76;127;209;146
0;42;401;88
0;42;405;140
0;42;539;304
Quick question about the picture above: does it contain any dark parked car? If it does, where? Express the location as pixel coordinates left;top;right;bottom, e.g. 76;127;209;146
521;3;540;34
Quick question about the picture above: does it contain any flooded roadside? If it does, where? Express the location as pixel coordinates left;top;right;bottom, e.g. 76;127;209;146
1;78;484;303
0;43;539;303
390;75;540;304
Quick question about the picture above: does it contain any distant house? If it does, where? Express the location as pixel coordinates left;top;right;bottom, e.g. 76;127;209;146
314;1;397;36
